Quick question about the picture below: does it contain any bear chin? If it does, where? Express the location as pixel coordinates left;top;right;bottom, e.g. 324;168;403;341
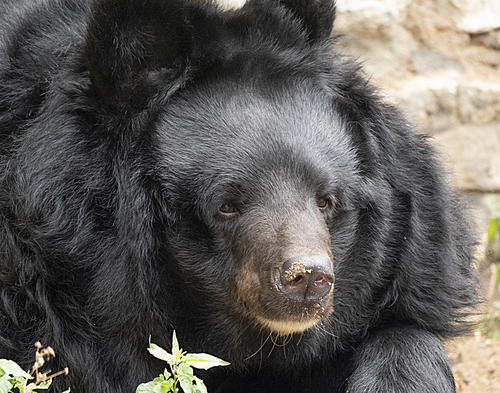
256;316;323;336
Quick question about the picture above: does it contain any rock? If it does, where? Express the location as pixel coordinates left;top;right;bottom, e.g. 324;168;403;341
448;0;500;33
396;74;500;133
411;46;465;74
396;72;460;134
336;0;411;37
433;122;500;192
458;80;500;125
470;29;500;50
335;0;415;82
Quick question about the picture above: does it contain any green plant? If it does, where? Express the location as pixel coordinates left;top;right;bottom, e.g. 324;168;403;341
481;301;500;340
0;342;69;393
482;202;500;339
487;202;500;246
136;332;229;393
487;202;500;309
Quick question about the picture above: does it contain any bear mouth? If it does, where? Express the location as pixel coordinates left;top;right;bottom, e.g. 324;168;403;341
237;288;334;336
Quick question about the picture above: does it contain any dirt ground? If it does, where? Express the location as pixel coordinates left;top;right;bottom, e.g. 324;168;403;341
447;334;500;392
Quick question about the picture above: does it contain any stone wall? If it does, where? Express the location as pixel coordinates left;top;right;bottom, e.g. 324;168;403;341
335;0;500;247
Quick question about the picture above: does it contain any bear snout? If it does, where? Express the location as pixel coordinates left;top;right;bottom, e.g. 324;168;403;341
274;255;334;302
232;203;335;335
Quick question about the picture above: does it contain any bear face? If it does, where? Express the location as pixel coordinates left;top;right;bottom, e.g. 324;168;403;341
154;81;360;336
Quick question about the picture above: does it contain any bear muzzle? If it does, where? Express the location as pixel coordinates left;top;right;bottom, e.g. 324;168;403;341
235;253;335;336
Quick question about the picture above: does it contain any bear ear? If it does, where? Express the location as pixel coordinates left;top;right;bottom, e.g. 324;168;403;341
277;0;336;40
85;0;216;111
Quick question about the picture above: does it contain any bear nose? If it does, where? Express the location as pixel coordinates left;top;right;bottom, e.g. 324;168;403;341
275;255;334;302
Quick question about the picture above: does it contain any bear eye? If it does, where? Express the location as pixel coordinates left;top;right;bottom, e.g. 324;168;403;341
218;203;240;218
317;196;335;211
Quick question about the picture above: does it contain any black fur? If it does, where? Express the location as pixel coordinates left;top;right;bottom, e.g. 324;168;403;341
0;0;478;392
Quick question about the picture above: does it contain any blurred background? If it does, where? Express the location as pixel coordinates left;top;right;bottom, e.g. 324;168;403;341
334;0;500;391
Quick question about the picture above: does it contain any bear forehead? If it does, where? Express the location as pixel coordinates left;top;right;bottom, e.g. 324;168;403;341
155;81;355;170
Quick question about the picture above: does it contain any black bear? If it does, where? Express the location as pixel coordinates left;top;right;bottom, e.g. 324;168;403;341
0;0;478;392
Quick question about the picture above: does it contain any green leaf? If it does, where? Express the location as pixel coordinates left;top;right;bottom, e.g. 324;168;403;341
488;218;500;241
136;380;158;393
0;360;30;379
29;379;52;390
136;373;174;393
193;376;207;393
136;380;163;393
153;376;166;383
162;369;172;381
61;388;71;393
174;350;185;365
182;354;230;370
176;363;195;393
156;381;174;393
177;363;194;379
0;374;14;393
148;344;174;364
171;331;179;357
12;375;29;391
493;300;500;310
178;374;194;393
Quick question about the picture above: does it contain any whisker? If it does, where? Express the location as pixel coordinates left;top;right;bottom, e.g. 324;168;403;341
245;331;271;361
267;333;279;358
296;331;305;346
316;322;339;339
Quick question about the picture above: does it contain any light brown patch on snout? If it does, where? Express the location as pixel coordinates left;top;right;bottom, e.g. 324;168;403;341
215;0;246;10
284;259;312;281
